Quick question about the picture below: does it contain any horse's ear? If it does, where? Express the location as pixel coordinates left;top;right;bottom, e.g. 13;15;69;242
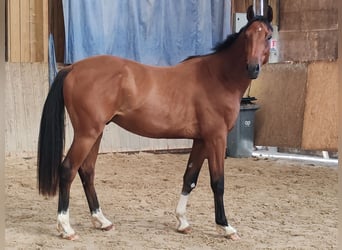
267;5;273;23
246;5;254;22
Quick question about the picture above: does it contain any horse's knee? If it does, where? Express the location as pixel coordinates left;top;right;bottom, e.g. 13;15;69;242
182;172;199;194
211;176;224;196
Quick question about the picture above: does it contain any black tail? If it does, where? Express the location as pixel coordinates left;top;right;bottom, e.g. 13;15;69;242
37;69;70;196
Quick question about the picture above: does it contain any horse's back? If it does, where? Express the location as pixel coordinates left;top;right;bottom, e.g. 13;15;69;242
62;55;202;139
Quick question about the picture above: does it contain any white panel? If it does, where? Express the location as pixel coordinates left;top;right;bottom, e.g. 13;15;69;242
234;13;248;33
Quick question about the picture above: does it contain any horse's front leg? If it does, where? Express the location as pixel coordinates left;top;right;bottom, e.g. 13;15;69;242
176;139;206;233
207;135;240;240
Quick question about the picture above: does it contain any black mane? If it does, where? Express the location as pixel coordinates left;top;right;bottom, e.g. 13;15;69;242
212;32;240;53
213;16;273;53
182;16;272;62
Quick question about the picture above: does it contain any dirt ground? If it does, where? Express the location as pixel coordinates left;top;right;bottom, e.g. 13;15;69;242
5;152;338;249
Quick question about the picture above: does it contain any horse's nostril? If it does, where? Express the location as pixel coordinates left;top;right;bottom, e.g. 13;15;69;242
247;64;259;73
247;63;260;79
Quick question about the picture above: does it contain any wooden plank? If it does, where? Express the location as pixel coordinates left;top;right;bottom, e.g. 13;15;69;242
5;63;49;155
43;0;49;62
7;63;26;151
268;0;278;25
250;61;337;150
29;0;43;61
29;0;37;61
233;0;252;13
278;30;337;61
250;63;307;148
7;0;48;62
20;0;31;62
280;8;337;31
8;0;21;62
50;0;65;63
302;61;338;150
34;0;45;61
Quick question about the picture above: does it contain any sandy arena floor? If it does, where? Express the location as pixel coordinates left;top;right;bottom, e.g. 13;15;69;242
5;152;337;249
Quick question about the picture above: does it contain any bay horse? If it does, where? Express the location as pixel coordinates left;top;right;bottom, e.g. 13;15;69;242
38;6;273;241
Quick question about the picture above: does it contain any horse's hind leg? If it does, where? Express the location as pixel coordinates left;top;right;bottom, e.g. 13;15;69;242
176;139;206;233
78;133;113;231
57;131;103;240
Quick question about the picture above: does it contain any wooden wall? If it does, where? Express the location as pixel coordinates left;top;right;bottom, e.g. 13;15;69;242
301;61;338;150
278;0;337;61
6;0;48;62
250;61;338;150
250;63;307;148
5;63;49;155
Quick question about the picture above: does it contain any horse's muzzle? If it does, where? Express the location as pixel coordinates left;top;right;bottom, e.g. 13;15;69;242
247;63;260;79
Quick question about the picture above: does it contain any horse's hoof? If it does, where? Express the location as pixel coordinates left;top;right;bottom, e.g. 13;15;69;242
177;226;192;234
61;233;79;241
226;233;241;241
101;224;114;231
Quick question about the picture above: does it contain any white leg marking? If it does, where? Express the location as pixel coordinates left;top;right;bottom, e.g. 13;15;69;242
91;208;113;230
57;210;77;239
175;194;190;232
216;224;239;238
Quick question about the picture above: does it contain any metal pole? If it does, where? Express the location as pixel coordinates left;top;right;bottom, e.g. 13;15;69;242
253;0;268;17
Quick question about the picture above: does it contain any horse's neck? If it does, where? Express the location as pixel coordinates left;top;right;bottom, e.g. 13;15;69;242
211;36;252;97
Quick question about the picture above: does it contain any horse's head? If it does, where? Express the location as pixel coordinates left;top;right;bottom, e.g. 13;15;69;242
244;5;273;79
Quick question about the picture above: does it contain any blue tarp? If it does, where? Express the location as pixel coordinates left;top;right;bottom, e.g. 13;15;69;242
48;33;58;85
61;0;231;66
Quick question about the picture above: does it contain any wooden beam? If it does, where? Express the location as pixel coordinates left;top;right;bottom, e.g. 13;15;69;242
30;0;45;62
233;0;252;13
43;0;48;62
20;0;30;62
8;0;21;62
29;0;37;61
